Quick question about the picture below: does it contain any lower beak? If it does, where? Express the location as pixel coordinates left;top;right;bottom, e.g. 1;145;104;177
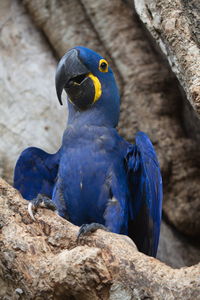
65;74;96;110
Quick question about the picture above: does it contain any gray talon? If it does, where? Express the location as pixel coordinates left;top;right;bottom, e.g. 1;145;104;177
77;222;108;241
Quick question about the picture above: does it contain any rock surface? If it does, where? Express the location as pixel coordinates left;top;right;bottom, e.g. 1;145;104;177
0;178;200;300
0;0;66;184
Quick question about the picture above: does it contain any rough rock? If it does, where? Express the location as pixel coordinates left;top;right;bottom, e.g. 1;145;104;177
0;178;200;300
0;0;66;184
134;0;200;117
22;0;200;237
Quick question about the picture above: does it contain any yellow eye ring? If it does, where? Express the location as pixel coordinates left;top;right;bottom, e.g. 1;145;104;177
99;59;108;73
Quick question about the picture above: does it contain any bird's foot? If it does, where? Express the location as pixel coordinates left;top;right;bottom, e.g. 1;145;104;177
28;194;57;221
77;223;109;242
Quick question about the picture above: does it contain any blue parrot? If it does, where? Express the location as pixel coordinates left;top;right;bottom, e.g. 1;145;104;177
14;47;162;257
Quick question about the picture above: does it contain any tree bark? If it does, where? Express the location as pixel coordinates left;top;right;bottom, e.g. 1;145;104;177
0;178;200;299
134;0;200;117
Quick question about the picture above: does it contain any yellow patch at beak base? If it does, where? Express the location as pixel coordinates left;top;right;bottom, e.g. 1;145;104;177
87;73;102;103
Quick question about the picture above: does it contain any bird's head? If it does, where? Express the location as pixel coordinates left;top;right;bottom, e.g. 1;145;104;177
55;46;120;127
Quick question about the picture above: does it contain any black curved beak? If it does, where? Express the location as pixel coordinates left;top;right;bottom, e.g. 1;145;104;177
55;48;93;107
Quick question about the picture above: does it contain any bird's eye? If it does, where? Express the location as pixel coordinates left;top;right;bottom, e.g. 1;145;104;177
99;59;108;72
101;62;107;70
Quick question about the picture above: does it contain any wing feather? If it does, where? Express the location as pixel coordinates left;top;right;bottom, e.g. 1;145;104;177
126;132;162;257
14;147;60;200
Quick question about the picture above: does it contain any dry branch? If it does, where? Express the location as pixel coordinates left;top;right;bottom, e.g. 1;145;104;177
0;178;200;299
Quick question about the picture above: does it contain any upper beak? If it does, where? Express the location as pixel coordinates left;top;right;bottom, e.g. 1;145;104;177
55;48;89;105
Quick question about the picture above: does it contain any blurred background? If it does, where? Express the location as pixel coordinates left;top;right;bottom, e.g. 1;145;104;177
0;0;199;268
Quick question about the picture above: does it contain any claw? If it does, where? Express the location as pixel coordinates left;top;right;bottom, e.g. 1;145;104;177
28;202;35;221
27;194;57;221
76;223;108;242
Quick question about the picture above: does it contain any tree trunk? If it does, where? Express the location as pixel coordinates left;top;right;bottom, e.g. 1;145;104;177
0;0;200;297
134;0;200;116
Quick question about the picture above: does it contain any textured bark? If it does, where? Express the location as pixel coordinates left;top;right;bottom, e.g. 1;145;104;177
0;178;200;300
181;0;200;47
134;0;200;117
22;0;200;238
0;0;66;184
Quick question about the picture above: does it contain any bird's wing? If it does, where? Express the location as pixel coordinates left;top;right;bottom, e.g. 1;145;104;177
126;132;162;257
14;147;60;200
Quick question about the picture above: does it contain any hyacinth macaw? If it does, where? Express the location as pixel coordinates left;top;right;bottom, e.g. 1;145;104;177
14;46;162;257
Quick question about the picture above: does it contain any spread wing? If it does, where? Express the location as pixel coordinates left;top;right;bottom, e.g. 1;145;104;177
126;132;162;257
14;147;60;200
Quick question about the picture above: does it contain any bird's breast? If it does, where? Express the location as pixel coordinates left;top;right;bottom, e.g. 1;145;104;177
58;130;125;225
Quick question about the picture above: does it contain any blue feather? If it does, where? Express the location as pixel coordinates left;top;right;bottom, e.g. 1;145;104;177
126;132;162;256
14;147;60;200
